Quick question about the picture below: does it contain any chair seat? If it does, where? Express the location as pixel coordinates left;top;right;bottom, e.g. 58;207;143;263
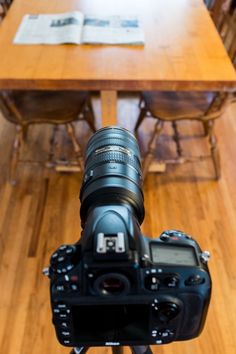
142;91;217;120
10;90;90;123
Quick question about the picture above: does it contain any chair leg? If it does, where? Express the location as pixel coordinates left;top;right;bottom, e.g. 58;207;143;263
142;120;164;180
138;97;144;109
85;99;96;132
9;125;23;185
207;120;221;179
22;125;29;141
202;121;209;137
172;121;183;157
47;125;59;166
66;123;84;171
135;107;147;133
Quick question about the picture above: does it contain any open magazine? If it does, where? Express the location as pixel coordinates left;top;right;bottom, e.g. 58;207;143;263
13;11;145;45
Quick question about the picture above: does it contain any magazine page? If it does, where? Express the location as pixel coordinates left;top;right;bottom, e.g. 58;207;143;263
13;12;84;45
82;16;145;45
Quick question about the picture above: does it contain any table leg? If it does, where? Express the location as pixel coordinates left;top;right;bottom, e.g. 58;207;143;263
101;90;118;127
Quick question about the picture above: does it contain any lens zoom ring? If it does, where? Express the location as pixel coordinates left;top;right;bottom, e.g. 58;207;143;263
86;137;140;159
86;150;141;173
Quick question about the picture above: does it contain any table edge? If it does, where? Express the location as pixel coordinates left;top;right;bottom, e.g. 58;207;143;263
0;79;236;91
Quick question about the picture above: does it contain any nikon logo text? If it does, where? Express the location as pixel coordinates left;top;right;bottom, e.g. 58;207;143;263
105;342;120;346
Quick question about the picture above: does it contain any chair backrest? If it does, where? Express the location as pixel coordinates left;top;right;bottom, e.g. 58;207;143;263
204;0;216;8
202;11;236;116
205;0;232;27
0;1;7;21
0;91;23;125
0;0;12;9
219;13;236;66
230;0;236;12
0;0;13;21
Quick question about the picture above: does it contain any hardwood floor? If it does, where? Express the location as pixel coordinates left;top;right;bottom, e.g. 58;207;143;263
0;94;236;354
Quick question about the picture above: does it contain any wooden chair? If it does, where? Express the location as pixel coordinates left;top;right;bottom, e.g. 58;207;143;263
135;13;236;180
204;0;232;27
0;0;12;16
0;0;7;21
0;90;96;183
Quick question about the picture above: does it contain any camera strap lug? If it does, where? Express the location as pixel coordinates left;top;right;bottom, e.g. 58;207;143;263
200;251;211;264
42;267;50;278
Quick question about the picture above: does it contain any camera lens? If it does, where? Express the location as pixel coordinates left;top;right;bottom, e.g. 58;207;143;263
94;273;130;296
80;126;144;226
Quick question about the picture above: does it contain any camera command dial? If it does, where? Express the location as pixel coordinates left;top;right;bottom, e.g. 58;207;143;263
50;244;77;276
152;302;180;324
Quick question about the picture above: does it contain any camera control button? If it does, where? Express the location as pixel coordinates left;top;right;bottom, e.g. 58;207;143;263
65;246;74;255
70;284;79;291
60;321;69;328
57;303;67;309
53;308;60;314
164;276;179;288
151;330;158;337
55;284;66;292
185;275;204;286
58;311;69;319
59;245;67;252
61;331;71;337
160;233;170;241
157;329;175;340
62;339;72;345
66;264;74;271
51;252;59;260
145;275;160;291
70;275;79;282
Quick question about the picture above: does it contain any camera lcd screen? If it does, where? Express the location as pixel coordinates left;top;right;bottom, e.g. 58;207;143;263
151;244;197;266
72;304;149;342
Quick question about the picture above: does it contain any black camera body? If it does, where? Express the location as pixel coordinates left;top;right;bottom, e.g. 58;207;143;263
49;205;211;347
47;127;211;348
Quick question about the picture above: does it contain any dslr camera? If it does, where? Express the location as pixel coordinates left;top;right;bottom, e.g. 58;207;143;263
47;127;211;348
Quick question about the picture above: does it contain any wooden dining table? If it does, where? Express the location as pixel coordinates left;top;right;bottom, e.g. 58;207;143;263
0;0;235;127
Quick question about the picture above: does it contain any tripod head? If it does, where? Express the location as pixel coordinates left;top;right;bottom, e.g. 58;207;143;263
70;346;153;354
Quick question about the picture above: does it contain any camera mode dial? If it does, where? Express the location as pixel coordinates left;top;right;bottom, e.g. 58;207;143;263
160;230;191;241
50;244;77;275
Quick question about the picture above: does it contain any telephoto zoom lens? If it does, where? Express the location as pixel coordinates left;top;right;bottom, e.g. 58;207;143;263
80;126;144;226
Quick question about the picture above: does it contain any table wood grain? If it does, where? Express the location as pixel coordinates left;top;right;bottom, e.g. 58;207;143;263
0;0;235;125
